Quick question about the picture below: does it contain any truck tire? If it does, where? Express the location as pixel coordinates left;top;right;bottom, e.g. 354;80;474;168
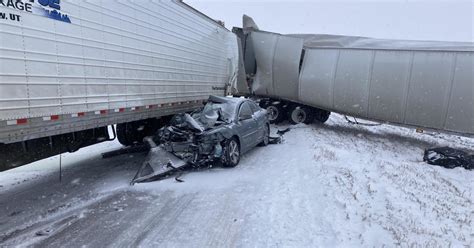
117;118;165;147
259;99;286;124
289;106;314;124
314;109;331;123
117;123;135;147
266;105;286;124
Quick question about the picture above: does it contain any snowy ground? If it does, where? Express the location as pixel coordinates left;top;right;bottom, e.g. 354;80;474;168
0;114;472;247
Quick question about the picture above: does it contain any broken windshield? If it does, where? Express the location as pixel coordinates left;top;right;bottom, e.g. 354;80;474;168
198;101;236;124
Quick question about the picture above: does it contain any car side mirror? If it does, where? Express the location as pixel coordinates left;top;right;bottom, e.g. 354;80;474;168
239;113;252;121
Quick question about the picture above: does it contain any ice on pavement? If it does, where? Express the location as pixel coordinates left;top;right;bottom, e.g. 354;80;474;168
0;114;472;247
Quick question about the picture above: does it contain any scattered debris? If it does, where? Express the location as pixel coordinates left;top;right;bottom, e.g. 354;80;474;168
277;128;291;136
130;145;189;185
8;211;22;217
35;230;52;237
175;173;185;183
423;147;474;170
268;136;282;144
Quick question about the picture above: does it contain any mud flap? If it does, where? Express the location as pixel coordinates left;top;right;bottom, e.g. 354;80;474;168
131;146;189;185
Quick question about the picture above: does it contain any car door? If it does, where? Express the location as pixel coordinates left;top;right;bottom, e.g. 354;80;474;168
249;101;266;143
235;101;259;153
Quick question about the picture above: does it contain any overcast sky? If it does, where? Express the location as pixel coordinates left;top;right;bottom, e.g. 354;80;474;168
186;0;473;42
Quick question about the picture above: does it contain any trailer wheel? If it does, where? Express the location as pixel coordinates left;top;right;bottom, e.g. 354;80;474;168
266;105;286;124
223;137;240;168
289;106;314;124
314;109;331;123
117;118;165;147
117;123;135;147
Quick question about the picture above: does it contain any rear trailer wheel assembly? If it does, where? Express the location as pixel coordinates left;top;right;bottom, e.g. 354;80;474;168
289;106;314;124
260;100;285;124
266;105;286;124
117;118;167;147
117;123;135;146
314;109;331;123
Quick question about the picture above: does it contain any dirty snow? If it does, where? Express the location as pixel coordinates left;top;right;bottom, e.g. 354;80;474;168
0;114;472;247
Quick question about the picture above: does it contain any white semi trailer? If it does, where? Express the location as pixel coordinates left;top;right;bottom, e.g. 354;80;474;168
234;16;473;136
0;0;240;171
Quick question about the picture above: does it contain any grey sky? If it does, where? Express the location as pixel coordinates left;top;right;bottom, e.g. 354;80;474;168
186;0;473;42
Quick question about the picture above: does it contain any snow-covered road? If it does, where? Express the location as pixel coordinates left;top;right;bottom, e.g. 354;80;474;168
0;114;472;247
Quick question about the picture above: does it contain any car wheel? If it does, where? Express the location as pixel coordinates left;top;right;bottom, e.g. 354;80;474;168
266;105;285;124
223;137;240;167
258;124;270;146
289;106;314;125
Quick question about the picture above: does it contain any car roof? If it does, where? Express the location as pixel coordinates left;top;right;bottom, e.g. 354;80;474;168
208;95;247;105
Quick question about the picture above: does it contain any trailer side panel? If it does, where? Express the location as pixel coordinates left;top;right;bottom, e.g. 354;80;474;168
0;0;239;144
248;30;474;135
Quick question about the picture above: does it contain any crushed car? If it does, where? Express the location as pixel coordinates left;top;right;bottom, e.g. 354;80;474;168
131;96;273;184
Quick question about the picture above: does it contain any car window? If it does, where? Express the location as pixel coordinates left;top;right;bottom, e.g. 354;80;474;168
199;101;235;123
249;101;260;114
239;102;253;119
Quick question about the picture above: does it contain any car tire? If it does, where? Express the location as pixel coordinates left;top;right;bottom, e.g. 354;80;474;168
289;106;314;125
258;124;270;147
223;137;240;168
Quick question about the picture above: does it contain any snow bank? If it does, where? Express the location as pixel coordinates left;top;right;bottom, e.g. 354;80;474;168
0;114;472;247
